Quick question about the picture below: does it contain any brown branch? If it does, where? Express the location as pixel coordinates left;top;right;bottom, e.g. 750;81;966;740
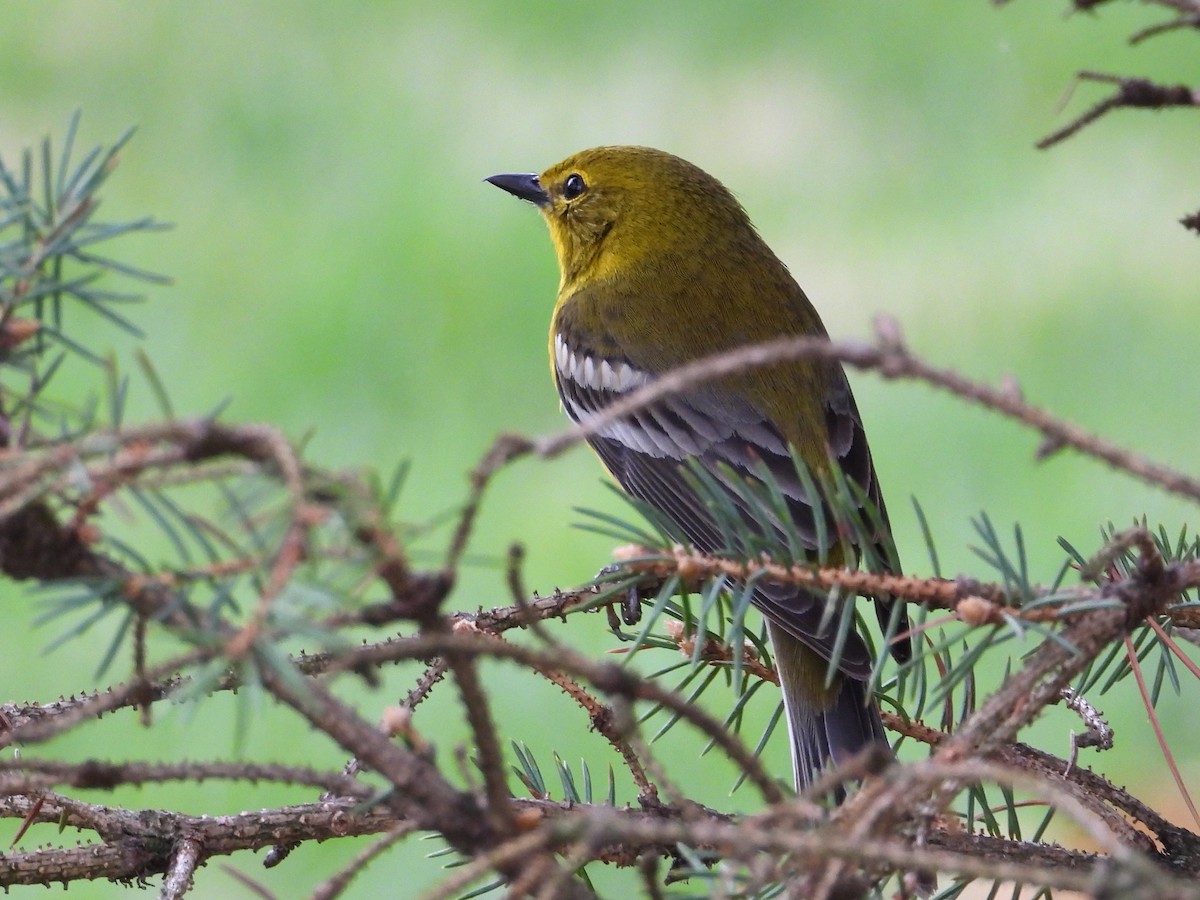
660;617;779;686
308;825;417;900
642;605;1194;866
507;638;659;804
443;433;534;573
1129;3;1200;44
1001;741;1196;859
520;800;1160;897
256;647;589;897
847;536;1193;854
254;657;494;853
0;419;318;643
947;555;1176;753
445;645;517;836
1037;72;1200;149
398;659;449;713
2;308;1198;893
0;758;373;801
0;584;608;752
523;320;1200;505
0;794;397;888
613;544;1200;628
160;835;202;900
884;710;1137;848
0;419;304;520
0;647;211;748
338;629;785;805
2;783;1192;897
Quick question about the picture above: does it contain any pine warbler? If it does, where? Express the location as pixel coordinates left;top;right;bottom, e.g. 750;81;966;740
488;146;909;794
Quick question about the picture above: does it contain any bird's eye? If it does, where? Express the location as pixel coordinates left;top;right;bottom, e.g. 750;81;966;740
562;173;587;200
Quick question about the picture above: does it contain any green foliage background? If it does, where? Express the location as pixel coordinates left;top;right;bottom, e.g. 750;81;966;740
1;2;1197;897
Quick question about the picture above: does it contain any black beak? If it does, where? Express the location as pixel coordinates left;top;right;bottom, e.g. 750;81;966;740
485;172;550;206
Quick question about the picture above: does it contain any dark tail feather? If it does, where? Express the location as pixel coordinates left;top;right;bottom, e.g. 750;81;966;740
771;632;889;795
773;631;935;892
786;676;888;795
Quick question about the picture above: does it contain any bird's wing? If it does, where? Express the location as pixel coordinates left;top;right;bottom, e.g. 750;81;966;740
554;335;911;678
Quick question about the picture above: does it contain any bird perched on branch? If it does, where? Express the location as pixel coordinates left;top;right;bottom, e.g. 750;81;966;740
487;146;910;794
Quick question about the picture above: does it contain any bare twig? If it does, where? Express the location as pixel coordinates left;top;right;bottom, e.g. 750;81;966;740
524;321;1200;505
160;835;203;900
343;630;785;804
308;826;417;900
612;544;1200;628
1037;72;1199;149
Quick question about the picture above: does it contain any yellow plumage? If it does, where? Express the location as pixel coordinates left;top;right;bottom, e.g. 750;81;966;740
488;146;909;794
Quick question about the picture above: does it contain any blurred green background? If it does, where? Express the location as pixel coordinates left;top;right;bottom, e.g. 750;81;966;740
2;2;1198;897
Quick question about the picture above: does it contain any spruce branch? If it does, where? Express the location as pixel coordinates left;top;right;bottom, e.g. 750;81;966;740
2;84;1199;895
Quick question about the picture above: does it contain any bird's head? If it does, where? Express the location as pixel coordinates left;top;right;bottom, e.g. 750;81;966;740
487;145;755;295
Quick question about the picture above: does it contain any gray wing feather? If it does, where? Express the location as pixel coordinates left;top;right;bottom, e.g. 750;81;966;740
557;347;910;676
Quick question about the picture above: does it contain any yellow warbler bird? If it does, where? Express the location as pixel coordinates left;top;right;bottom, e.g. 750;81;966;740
487;146;909;793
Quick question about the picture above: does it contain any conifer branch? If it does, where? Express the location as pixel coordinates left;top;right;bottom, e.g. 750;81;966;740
2;38;1198;892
